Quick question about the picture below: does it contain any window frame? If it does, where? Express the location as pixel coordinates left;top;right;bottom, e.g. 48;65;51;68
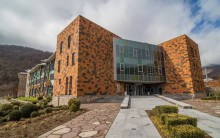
138;64;143;72
60;41;63;54
119;46;124;53
120;63;125;71
72;53;75;65
67;56;69;66
58;60;61;73
68;35;71;49
133;48;138;57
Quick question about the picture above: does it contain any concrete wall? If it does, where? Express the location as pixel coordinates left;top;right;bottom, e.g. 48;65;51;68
18;73;27;97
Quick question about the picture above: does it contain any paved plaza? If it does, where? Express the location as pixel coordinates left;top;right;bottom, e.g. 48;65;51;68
38;103;120;138
106;96;220;138
39;96;220;138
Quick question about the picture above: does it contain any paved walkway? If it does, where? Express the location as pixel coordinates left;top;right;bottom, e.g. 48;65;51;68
0;99;10;104
38;103;120;138
106;96;220;138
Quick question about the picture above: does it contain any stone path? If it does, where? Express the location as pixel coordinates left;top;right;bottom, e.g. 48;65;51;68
106;96;220;138
38;103;120;138
0;99;10;104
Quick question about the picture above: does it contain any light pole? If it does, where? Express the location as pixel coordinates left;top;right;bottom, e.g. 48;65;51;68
58;85;60;107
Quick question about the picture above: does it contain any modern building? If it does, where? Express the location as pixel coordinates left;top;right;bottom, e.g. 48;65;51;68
19;15;205;103
25;53;55;97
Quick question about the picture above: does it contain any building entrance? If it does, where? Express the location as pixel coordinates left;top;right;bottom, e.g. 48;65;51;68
125;83;161;96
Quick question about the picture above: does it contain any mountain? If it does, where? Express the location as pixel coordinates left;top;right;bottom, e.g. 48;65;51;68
0;44;52;97
202;64;220;80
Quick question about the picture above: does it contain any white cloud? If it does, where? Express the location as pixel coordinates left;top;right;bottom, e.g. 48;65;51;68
0;0;219;66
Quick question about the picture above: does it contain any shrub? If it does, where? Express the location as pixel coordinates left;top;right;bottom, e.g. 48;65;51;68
59;105;68;109
20;104;38;118
69;104;79;112
30;111;40;118
0;111;7;117
9;110;22;121
171;125;205;138
10;101;21;106
46;96;52;102
13;105;19;110
44;107;52;114
154;105;178;115
37;96;43;101
32;101;37;104
68;98;80;110
0;104;13;111
164;113;197;129
0;116;8;123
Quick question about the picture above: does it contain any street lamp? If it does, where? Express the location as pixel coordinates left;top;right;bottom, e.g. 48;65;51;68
58;85;60;107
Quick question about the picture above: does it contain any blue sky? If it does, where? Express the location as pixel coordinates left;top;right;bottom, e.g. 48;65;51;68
0;0;219;66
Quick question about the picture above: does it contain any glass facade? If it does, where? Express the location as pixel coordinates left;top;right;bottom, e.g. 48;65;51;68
113;38;166;83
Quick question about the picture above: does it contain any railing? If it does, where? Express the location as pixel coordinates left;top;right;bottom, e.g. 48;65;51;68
117;74;166;83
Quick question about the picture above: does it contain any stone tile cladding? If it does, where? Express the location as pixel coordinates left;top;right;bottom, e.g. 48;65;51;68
77;16;124;96
54;16;124;96
54;17;80;96
160;34;205;93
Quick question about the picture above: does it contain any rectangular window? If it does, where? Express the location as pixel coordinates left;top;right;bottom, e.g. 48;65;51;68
138;64;143;72
60;41;63;54
67;56;69;66
158;67;162;75
120;63;124;71
72;53;75;65
133;49;137;57
119;46;124;53
69;76;72;95
68;35;71;49
146;49;149;57
65;77;68;95
58;60;61;73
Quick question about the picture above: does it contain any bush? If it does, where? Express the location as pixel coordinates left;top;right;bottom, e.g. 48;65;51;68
59;105;68;110
46;96;52;102
164;113;197;129
44;107;52;114
0;116;8;123
69;104;79;112
0;111;7;117
32;101;37;104
10;101;21;106
9;110;22;121
30;111;40;118
20;104;38;118
37;96;43;101
0;104;13;111
68;98;80;111
171;125;205;138
154;105;178;115
13;105;19;110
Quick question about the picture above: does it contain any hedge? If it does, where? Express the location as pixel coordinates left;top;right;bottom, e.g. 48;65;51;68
0;104;13;111
68;98;80;111
8;110;22;121
154;105;178;115
171;125;205;138
164;113;197;128
20;104;38;118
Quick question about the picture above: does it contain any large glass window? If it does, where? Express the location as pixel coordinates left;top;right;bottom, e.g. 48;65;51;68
133;49;138;57
120;63;124;71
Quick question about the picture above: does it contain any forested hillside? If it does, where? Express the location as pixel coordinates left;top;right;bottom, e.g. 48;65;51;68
0;44;52;97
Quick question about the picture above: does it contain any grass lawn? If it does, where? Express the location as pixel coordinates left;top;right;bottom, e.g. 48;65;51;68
16;97;38;102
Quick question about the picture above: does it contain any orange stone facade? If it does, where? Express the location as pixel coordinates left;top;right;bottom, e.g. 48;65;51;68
53;15;205;98
54;16;124;97
160;35;205;94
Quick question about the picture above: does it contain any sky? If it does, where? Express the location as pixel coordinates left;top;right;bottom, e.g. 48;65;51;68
0;0;219;66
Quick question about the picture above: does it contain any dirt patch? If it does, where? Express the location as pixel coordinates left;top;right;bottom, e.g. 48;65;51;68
0;109;87;138
182;99;220;118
